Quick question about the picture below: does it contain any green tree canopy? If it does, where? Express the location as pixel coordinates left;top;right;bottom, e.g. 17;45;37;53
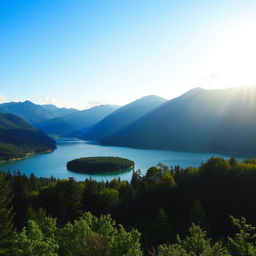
0;173;14;256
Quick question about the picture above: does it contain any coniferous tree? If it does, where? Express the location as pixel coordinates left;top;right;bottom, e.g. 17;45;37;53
0;173;14;255
12;174;29;229
149;208;172;246
189;198;209;232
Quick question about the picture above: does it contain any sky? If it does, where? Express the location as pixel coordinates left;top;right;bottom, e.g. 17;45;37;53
1;0;256;109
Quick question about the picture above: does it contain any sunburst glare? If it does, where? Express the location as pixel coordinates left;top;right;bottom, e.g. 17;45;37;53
208;22;256;88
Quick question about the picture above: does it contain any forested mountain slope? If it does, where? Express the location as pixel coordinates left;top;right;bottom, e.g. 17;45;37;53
0;113;56;160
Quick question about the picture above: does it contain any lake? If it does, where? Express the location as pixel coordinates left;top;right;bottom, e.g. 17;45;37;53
0;137;245;181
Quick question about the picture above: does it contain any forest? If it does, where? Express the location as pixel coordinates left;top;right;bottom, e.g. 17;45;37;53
0;113;56;161
1;157;256;255
67;156;135;174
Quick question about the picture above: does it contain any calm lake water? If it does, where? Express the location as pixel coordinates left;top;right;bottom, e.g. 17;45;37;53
0;138;246;181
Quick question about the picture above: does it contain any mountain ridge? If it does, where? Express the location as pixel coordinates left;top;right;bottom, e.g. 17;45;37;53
81;95;166;140
36;104;120;136
0;101;78;124
98;86;256;154
0;113;56;161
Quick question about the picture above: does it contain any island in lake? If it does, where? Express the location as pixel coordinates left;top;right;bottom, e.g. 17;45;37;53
66;156;135;174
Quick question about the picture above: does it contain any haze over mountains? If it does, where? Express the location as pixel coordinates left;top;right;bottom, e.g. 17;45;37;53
101;87;256;154
0;113;56;160
36;105;120;136
1;86;256;155
81;95;166;140
0;101;78;124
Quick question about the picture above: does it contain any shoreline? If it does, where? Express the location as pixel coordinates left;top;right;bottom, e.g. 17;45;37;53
67;166;135;175
58;137;256;158
0;149;55;163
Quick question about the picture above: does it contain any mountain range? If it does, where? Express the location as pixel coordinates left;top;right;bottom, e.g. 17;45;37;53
0;101;78;124
81;95;166;140
1;86;256;155
0;113;56;161
100;87;256;154
35;105;120;136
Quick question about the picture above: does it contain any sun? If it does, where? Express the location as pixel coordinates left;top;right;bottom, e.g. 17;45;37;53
207;22;256;88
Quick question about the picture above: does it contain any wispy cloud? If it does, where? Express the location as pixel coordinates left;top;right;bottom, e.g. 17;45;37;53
82;100;110;109
0;95;6;103
41;97;73;109
81;100;123;110
42;97;57;105
40;97;123;111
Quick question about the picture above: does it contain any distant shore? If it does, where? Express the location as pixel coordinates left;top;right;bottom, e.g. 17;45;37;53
0;149;55;163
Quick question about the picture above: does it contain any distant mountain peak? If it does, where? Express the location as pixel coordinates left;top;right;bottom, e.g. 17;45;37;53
174;87;204;101
0;100;79;124
102;86;256;154
23;100;34;104
136;95;166;101
182;87;204;95
141;94;165;99
35;104;120;137
81;95;167;140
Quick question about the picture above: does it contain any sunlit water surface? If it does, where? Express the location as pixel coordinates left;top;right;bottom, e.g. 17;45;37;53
0;138;246;181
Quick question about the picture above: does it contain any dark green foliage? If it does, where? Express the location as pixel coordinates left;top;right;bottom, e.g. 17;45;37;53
10;212;256;256
4;171;57;230
242;159;256;165
58;213;142;256
5;157;256;253
11;216;59;256
0;113;56;161
228;216;256;256
0;143;27;160
189;198;208;231
0;113;33;129
36;178;84;224
158;224;230;256
229;157;238;168
147;208;172;247
11;213;142;256
67;156;134;174
158;217;256;256
0;173;13;255
12;174;30;229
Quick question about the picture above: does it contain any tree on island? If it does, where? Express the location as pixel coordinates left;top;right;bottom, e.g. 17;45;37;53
67;156;134;174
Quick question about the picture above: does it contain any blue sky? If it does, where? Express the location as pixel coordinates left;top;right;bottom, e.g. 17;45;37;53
1;0;256;109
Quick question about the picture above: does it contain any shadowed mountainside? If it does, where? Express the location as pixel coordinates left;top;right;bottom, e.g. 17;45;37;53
35;104;120;136
80;95;166;140
0;113;56;160
100;87;256;154
0;101;78;124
